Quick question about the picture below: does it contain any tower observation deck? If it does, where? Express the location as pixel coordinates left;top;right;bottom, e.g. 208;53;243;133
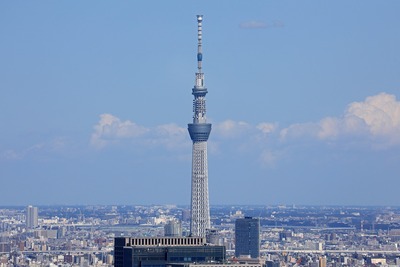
188;15;211;238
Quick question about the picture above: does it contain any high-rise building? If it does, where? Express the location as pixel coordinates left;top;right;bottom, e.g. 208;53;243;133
235;217;260;258
206;229;220;245
164;220;182;237
26;205;38;229
188;15;211;238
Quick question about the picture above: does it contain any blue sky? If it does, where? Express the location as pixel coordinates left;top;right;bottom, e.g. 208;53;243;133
1;1;400;206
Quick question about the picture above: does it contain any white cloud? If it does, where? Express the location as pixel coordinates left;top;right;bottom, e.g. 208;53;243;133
89;93;400;159
259;149;283;167
156;123;186;137
257;122;277;134
346;93;400;137
240;21;268;29
154;123;189;150
209;120;277;158
280;93;400;146
317;117;340;139
9;92;398;165
213;120;251;138
89;115;280;157
1;150;22;160
90;114;190;150
279;122;319;140
90;115;279;150
0;138;70;161
90;114;149;148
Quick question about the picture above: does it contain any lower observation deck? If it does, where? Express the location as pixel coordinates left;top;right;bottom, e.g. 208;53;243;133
188;123;211;142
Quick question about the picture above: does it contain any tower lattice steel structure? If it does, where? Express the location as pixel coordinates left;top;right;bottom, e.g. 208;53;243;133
188;15;211;238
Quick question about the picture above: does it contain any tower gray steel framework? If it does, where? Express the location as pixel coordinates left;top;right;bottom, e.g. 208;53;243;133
188;15;211;238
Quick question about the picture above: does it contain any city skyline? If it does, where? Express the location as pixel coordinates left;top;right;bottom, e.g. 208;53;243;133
1;1;400;206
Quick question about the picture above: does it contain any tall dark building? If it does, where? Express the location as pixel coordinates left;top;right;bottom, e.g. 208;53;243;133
235;217;260;259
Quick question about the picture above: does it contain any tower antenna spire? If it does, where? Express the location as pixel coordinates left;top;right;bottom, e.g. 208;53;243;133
197;15;203;73
188;15;212;238
195;15;205;89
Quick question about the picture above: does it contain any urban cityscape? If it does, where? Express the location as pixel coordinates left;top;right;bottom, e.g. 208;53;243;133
2;2;400;267
2;205;400;267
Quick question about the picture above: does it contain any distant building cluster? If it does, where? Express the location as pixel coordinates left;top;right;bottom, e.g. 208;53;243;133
2;205;400;267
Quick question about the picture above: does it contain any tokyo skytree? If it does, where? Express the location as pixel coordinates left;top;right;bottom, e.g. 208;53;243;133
188;15;211;238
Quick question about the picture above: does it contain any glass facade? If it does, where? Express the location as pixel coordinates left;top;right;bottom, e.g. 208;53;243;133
235;217;260;258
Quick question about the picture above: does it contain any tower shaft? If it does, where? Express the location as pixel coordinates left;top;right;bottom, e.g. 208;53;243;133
188;15;211;238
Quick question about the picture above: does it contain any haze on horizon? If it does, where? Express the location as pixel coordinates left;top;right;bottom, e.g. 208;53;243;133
1;1;400;206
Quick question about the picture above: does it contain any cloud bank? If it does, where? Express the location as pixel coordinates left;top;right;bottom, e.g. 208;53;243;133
1;137;71;161
280;93;400;146
90;114;188;150
90;93;400;159
90;114;149;149
3;93;398;166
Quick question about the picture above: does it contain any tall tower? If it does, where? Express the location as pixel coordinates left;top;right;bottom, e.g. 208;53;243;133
188;15;211;237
